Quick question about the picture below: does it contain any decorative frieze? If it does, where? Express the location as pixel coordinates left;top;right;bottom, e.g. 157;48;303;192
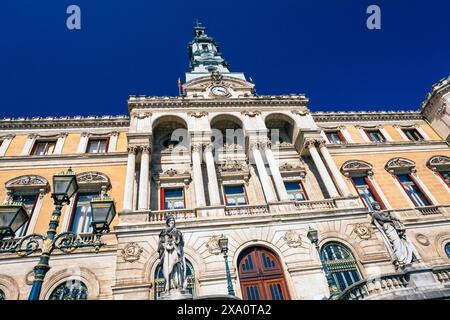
341;160;373;177
427;155;450;172
385;157;416;174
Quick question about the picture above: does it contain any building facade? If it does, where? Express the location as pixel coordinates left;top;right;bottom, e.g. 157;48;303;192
0;24;449;300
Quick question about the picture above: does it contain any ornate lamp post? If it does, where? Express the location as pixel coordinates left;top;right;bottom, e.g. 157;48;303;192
307;226;340;299
218;234;235;296
0;168;116;300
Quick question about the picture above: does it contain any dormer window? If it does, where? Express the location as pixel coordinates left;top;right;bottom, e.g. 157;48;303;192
202;44;208;50
31;140;57;156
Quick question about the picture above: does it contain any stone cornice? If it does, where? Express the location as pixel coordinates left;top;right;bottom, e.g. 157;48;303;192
420;76;450;115
312;110;422;123
0;115;130;130
128;94;309;111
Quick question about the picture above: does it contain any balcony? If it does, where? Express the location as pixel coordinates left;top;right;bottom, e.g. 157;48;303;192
224;204;269;216
294;199;337;211
149;209;197;222
338;265;450;300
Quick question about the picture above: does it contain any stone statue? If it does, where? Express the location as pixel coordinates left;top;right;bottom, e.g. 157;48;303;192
370;202;417;269
157;216;189;299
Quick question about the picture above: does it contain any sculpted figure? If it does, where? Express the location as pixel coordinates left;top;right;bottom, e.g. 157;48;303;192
370;202;416;269
158;216;187;293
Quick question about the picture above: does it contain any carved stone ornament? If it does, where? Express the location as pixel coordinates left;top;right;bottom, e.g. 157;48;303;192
353;223;373;240
415;234;430;246
76;172;111;188
283;230;302;248
291;108;309;116
241;110;261;117
206;235;221;255
163;168;178;177
121;242;144;263
220;160;248;172
427;155;450;172
5;175;49;189
211;71;223;83
341;160;373;177
188;111;208;118
385;157;416;174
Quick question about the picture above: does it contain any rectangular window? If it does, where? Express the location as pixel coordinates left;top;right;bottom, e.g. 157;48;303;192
70;193;98;233
365;130;385;142
31;140;56;156
284;181;308;201
86;138;108;154
325;131;346;144
224;185;247;206
402;128;423;141
12;194;38;237
438;171;450;187
396;174;430;207
161;188;185;210
351;177;384;210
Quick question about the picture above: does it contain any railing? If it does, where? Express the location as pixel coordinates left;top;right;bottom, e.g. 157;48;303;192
0;238;19;251
433;266;450;285
149;209;197;222
338;273;410;300
225;204;269;216
417;206;441;216
294;199;337;211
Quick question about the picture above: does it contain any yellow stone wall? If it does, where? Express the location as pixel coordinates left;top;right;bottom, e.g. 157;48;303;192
61;133;81;154
332;150;450;209
4;134;27;156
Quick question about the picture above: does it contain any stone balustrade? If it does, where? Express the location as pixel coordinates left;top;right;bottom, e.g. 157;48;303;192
224;204;269;216
149;209;197;222
433;266;450;285
417;205;442;216
294;199;337;211
338;272;410;300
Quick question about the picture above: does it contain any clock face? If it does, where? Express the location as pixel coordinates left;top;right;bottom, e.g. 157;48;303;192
211;86;229;96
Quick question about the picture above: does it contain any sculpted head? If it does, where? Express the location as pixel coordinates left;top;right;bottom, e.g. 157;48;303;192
371;201;381;211
165;215;175;228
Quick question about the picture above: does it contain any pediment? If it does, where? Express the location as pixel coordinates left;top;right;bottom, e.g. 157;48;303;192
183;74;255;99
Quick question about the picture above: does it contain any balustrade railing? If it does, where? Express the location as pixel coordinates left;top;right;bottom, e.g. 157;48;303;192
225;204;269;216
433;266;450;285
294;199;337;211
149;209;197;222
0;238;19;251
417;206;441;216
338;273;409;300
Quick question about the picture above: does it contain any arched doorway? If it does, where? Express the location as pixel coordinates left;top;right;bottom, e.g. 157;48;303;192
237;246;290;300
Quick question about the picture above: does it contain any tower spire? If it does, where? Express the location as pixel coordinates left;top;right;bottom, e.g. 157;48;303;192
185;23;246;82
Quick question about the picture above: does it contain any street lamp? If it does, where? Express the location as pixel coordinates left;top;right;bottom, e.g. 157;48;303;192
218;234;235;296
0;168;115;300
0;202;29;241
307;226;340;299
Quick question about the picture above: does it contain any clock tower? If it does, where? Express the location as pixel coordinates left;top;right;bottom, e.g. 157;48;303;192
184;22;254;99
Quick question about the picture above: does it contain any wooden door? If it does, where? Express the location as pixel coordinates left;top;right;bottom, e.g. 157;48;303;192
238;247;290;300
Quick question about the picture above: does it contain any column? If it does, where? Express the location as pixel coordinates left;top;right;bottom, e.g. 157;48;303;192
306;139;340;198
138;146;151;210
318;142;351;196
263;143;289;201
251;142;277;202
204;143;221;206
192;143;206;207
123;146;137;212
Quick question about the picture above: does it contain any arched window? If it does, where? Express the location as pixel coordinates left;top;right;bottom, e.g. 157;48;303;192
445;242;450;260
427;156;450;188
49;280;88;300
320;242;361;292
0;289;5;300
154;260;195;300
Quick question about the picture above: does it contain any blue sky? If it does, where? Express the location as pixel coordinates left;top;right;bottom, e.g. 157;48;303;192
0;0;449;118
